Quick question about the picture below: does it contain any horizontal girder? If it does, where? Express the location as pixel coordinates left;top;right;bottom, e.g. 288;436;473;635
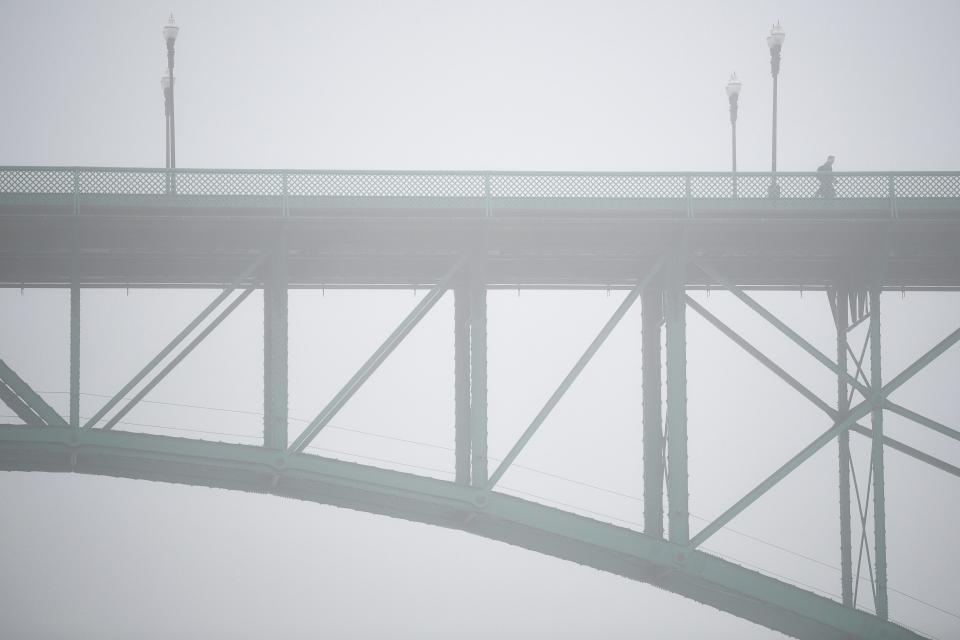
0;425;926;640
1;167;959;289
1;214;959;289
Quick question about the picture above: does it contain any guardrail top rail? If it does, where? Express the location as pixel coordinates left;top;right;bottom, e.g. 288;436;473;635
1;167;960;199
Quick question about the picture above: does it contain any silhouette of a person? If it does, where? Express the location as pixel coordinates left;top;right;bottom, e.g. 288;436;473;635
816;155;836;198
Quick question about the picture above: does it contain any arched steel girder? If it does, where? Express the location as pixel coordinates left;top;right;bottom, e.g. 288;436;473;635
0;425;924;640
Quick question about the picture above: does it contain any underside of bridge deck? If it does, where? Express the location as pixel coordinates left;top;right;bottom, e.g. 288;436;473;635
1;213;959;288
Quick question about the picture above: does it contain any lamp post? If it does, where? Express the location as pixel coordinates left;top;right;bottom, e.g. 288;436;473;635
726;73;742;196
767;21;785;198
161;73;172;170
163;14;179;172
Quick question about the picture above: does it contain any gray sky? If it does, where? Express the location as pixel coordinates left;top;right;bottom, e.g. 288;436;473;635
1;1;959;638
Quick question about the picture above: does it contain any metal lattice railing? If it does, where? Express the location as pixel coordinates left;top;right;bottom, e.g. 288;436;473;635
1;167;959;200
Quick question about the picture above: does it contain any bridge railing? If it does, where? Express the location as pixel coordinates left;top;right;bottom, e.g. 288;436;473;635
1;167;959;199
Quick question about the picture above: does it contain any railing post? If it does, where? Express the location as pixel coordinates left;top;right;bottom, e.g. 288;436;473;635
887;174;898;220
72;169;79;216
484;172;492;217
642;282;664;537
684;175;693;219
281;171;289;217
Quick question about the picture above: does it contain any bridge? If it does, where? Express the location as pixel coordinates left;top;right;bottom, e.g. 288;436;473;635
2;166;959;639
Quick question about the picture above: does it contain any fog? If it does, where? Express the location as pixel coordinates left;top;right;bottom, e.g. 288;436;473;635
1;1;959;638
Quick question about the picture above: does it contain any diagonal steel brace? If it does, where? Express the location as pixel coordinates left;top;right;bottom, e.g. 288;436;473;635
0;359;67;426
687;296;960;479
485;255;666;491
690;322;960;548
102;288;255;430
698;261;959;445
84;255;265;429
288;255;469;454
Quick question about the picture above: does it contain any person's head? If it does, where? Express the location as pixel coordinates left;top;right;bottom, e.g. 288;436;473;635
826;155;835;165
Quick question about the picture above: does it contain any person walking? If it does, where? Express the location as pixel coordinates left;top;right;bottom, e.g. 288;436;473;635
816;155;836;198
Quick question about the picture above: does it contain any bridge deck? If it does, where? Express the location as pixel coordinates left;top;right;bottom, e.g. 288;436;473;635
1;168;959;288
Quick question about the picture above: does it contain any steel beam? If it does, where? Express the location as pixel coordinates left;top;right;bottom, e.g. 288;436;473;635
288;256;468;455
696;261;870;398
835;288;854;607
0;424;927;640
263;233;288;450
642;284;664;538
665;249;689;544
687;294;960;481
83;255;266;429
0;359;67;427
102;288;255;430
849;424;960;478
884;401;960;443
870;285;889;619
690;321;960;548
454;278;471;485
70;283;79;428
470;251;488;487
485;256;665;491
0;378;44;425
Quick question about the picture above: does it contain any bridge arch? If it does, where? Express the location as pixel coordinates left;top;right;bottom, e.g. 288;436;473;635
0;424;922;640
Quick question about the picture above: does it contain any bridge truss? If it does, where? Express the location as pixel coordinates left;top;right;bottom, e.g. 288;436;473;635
2;167;960;639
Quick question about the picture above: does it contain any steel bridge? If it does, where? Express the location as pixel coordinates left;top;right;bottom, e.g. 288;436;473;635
2;166;959;639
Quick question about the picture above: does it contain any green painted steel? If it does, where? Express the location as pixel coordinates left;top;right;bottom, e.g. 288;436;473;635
641;285;664;538
870;286;889;619
1;167;958;222
288;255;468;454
666;249;689;544
686;294;960;481
263;233;288;450
4;164;960;638
0;425;925;640
454;282;471;485
0;359;67;427
485;256;665;491
469;250;488;487
70;284;80;428
835;287;854;608
697;262;872;397
102;288;255;431
82;255;265;429
884;401;960;443
690;322;960;549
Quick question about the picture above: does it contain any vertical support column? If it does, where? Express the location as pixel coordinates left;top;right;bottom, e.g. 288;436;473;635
469;251;488;487
870;284;888;618
70;283;80;428
665;249;689;544
263;231;288;450
642;284;664;537
454;279;471;484
835;287;853;606
70;198;80;428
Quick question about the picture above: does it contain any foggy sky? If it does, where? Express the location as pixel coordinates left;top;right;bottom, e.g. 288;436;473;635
1;1;959;638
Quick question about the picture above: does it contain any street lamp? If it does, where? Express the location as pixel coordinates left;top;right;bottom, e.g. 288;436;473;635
163;13;179;171
726;73;742;186
767;21;785;198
